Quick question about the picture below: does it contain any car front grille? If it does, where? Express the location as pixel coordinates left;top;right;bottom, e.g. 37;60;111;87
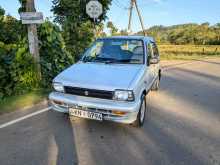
64;86;114;100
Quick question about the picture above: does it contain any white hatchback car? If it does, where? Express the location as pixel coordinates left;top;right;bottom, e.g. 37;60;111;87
49;36;161;127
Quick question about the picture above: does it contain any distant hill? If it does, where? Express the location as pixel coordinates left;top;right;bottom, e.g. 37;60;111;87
136;23;220;45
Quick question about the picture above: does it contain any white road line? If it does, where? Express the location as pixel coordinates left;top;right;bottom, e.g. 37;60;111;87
0;107;51;129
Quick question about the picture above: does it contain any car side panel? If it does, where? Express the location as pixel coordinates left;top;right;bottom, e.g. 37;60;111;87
128;66;152;100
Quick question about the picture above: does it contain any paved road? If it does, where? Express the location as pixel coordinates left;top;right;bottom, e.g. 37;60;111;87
0;58;220;165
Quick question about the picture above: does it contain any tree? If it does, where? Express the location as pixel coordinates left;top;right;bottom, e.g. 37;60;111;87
107;21;118;36
137;23;220;45
0;6;5;16
120;29;128;36
38;21;74;86
0;6;5;32
52;0;112;61
96;22;106;37
0;5;25;44
18;0;26;13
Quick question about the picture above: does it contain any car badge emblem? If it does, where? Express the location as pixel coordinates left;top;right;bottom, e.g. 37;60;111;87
84;91;89;96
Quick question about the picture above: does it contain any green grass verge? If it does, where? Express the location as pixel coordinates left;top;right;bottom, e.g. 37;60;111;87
159;44;220;60
160;54;220;60
0;89;50;115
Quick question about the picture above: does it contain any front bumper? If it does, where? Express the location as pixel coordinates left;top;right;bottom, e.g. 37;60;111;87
49;92;141;124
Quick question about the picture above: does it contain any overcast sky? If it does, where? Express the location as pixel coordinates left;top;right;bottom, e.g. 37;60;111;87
1;0;220;32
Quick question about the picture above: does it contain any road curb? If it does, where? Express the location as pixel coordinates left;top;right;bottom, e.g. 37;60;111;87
0;99;50;126
0;98;49;116
16;99;49;112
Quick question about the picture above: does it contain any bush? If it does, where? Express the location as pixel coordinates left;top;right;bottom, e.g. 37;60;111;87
0;14;26;44
38;21;74;87
0;11;74;98
0;40;39;99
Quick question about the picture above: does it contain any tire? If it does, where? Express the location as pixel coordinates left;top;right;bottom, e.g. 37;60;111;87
151;76;160;91
133;95;146;127
63;112;69;118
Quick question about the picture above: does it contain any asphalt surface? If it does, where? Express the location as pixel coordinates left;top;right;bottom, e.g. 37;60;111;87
0;58;220;165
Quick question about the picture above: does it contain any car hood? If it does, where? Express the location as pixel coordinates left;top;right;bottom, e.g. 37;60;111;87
54;62;143;91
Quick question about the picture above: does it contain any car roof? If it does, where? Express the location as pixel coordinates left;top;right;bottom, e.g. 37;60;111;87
99;35;155;42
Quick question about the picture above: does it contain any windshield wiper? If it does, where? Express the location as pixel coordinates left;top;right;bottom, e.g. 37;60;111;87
96;58;136;64
93;57;118;64
104;60;116;64
116;59;141;64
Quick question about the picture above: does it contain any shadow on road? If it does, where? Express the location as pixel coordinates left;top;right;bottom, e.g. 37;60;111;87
162;68;220;115
195;59;220;66
75;113;208;165
67;64;220;165
174;67;220;84
47;112;78;165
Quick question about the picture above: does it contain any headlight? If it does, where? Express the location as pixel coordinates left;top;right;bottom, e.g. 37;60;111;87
53;82;64;92
113;90;134;101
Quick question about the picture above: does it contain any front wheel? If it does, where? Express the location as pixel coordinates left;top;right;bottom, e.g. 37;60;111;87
133;95;146;127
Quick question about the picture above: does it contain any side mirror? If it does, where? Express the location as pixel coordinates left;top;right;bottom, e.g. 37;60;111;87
149;57;159;64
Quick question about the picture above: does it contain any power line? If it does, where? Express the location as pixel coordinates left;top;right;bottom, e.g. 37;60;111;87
115;0;129;9
112;0;129;10
134;0;145;35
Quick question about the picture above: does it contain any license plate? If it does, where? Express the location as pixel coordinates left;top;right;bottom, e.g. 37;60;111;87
69;108;102;121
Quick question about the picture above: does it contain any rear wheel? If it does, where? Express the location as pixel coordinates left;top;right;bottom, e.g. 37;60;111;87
133;95;146;127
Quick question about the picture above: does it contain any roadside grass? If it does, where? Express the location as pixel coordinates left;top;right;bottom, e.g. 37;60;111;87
0;89;50;115
160;54;220;60
159;44;220;60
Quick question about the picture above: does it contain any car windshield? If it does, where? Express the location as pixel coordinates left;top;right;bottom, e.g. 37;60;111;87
82;39;144;64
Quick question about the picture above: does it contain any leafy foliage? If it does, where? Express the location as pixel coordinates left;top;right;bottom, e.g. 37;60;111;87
18;0;27;13
96;22;106;37
52;0;111;24
0;5;74;98
137;23;220;45
38;21;74;87
159;44;220;59
52;0;112;60
0;6;5;16
0;7;39;98
107;21;118;36
119;29;129;36
0;41;39;99
0;14;26;44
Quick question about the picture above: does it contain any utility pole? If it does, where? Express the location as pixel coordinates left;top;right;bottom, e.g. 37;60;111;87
26;0;41;79
127;0;146;36
128;0;134;33
134;0;146;36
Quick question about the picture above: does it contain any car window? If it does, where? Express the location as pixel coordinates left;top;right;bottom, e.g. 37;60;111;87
88;41;104;57
82;39;144;64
